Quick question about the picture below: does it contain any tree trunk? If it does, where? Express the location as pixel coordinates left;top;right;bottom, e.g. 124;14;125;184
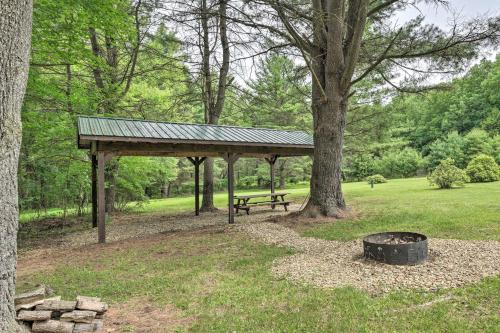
303;99;347;217
105;158;118;213
65;64;73;113
298;0;368;218
200;157;217;211
278;160;286;190
199;0;230;212
161;182;170;198
0;0;33;331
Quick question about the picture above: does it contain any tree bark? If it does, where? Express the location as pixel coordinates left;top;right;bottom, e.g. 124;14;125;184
105;161;117;213
278;160;286;189
200;157;217;211
303;99;347;216
65;64;73;113
0;0;33;331
200;0;230;212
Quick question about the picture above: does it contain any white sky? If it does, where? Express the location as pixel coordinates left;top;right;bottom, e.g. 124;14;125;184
398;0;499;28
393;0;500;84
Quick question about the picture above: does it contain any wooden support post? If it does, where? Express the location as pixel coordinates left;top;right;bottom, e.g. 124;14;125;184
194;160;200;216
223;153;239;224
187;157;206;216
97;151;106;243
265;155;278;194
91;154;97;228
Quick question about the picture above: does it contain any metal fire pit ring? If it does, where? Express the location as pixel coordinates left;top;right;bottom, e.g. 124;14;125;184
363;232;428;265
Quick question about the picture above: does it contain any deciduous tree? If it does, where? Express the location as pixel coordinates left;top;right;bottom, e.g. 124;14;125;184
0;0;33;330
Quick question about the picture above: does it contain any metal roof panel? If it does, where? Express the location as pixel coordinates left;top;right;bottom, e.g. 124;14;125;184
77;116;313;147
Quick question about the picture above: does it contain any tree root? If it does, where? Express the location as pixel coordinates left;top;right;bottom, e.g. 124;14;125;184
199;206;219;213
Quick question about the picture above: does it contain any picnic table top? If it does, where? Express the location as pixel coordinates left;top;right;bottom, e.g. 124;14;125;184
234;192;289;199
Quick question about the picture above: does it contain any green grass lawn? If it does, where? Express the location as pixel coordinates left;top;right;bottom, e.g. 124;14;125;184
19;183;311;223
306;177;500;241
18;178;500;332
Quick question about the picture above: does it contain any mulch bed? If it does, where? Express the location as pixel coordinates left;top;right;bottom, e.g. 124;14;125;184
240;222;500;294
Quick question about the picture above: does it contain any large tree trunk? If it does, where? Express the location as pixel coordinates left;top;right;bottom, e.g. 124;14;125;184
104;159;118;213
200;157;217;211
278;160;286;190
200;0;230;212
0;0;33;331
299;0;368;217
303;99;347;216
200;113;218;211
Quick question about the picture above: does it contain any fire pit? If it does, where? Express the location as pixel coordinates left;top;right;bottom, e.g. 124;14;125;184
363;232;428;265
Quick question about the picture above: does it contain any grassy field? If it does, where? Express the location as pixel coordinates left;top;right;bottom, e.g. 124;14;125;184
17;178;500;332
19;183;311;222
305;177;500;241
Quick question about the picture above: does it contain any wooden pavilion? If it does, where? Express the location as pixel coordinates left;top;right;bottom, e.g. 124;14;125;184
77;116;314;243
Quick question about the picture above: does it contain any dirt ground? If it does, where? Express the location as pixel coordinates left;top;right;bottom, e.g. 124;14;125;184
104;297;195;333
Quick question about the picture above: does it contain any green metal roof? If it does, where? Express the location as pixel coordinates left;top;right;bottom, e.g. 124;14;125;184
77;116;314;147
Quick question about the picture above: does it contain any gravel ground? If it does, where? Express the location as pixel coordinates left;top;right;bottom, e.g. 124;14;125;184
57;205;301;248
240;222;500;293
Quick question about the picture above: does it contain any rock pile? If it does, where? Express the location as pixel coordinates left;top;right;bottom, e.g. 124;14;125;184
15;286;108;333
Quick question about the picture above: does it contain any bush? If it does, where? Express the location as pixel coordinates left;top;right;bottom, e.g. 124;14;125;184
428;158;469;189
344;154;375;181
465;154;500;182
366;174;387;184
374;148;424;178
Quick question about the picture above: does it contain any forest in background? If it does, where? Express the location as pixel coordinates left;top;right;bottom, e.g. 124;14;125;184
21;0;500;217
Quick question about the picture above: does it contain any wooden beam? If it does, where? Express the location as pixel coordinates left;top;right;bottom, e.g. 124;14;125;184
81;135;314;150
265;155;278;195
194;160;200;216
187;157;206;216
96;141;312;158
91;154;97;228
97;151;106;243
223;153;239;224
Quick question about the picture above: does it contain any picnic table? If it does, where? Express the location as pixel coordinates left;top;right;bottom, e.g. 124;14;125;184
234;192;291;215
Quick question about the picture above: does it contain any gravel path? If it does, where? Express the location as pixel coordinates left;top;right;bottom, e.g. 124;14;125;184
57;205;302;248
240;222;500;293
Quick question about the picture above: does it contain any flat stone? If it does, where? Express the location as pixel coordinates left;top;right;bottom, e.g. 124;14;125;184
32;320;74;333
76;300;108;313
36;300;77;312
60;310;96;323
16;296;61;311
15;285;47;305
17;310;52;321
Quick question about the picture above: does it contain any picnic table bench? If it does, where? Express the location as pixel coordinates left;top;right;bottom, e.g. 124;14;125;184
234;192;291;215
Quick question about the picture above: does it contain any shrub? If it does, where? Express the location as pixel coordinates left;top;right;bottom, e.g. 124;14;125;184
344;154;375;181
428;158;469;189
466;154;500;182
374;148;424;178
366;174;387;184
